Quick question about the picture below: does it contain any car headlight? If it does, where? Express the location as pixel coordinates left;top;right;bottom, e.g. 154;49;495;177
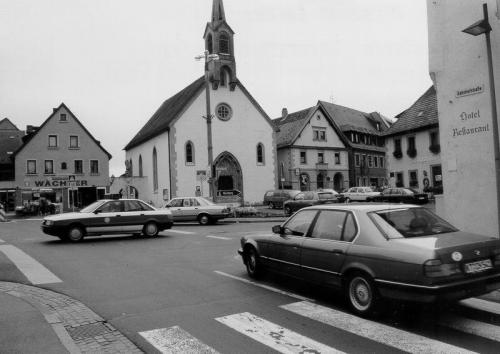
44;220;54;226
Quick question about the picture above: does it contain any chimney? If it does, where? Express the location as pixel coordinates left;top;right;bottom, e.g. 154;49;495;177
281;108;288;120
26;125;39;135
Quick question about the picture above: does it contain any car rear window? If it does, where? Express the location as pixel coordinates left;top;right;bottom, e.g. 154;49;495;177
370;207;458;238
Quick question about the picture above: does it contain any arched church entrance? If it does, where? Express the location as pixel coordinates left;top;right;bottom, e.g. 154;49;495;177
334;172;344;192
213;152;243;204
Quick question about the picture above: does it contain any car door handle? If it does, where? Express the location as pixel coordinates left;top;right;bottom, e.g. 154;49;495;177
332;249;344;254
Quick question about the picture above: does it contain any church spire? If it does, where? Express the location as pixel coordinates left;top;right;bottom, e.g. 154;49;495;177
204;0;237;91
212;0;226;23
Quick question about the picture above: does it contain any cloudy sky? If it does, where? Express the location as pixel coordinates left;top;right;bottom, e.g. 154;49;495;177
0;0;431;176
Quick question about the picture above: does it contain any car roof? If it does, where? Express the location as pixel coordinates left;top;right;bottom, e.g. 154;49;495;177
303;203;420;212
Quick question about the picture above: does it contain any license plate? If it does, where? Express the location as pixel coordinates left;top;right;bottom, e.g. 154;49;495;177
464;259;493;274
418;197;425;200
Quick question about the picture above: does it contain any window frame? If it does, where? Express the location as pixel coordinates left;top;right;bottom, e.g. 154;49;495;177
27;159;37;174
48;134;58;148
74;160;83;175
90;160;99;175
69;135;80;149
44;160;54;175
256;143;265;165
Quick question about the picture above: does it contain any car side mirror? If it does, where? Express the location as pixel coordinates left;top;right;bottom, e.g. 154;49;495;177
272;225;282;234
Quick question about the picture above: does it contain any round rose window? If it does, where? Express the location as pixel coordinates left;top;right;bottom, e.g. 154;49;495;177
216;103;232;121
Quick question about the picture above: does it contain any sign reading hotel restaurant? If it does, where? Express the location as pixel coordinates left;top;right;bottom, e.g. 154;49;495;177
455;85;484;98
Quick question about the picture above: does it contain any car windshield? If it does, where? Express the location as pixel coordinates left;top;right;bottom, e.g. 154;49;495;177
80;200;107;213
369;207;458;238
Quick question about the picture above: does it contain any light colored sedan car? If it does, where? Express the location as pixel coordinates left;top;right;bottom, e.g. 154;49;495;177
41;199;173;242
341;186;380;202
164;196;232;225
238;204;500;316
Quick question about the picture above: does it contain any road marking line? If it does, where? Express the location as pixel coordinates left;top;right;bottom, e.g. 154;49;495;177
281;301;477;354
460;297;500;316
441;314;500;342
214;271;313;301
139;326;219;354
206;235;231;240
0;245;62;284
216;312;344;354
165;229;194;235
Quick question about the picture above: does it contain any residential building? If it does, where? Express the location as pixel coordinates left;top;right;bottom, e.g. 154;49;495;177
273;104;350;191
273;101;389;192
12;103;111;211
124;0;276;206
384;86;442;193
0;118;24;212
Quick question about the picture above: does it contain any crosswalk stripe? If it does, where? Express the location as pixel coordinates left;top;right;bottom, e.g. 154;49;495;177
441;314;500;342
165;229;194;235
0;245;62;284
460;297;500;316
139;326;219;354
216;312;345;354
206;235;231;240
214;271;313;301
281;301;477;354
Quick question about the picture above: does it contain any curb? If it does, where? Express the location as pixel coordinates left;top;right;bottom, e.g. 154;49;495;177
0;282;142;354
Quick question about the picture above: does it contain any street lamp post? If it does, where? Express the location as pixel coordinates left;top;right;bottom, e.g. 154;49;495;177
195;50;219;200
463;3;500;232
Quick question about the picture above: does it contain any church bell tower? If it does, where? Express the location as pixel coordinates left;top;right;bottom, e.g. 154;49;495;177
203;0;237;90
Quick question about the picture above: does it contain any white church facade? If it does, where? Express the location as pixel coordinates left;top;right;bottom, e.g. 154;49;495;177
124;0;277;206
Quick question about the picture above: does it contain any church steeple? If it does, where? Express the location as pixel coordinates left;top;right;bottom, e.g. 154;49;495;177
203;0;237;91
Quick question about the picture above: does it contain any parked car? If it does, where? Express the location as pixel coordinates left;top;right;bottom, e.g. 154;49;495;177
373;187;429;204
317;188;344;202
41;199;173;242
164;196;231;225
341;186;380;202
263;189;301;209
283;190;338;216
238;204;500;316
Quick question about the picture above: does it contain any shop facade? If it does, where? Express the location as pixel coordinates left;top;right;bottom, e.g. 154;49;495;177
12;103;111;213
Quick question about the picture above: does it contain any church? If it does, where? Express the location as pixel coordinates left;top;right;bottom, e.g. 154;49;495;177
124;0;277;206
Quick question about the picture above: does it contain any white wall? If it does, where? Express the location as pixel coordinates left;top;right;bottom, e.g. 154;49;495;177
428;0;500;236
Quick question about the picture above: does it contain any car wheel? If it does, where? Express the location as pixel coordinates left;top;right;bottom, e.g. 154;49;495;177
346;273;379;316
67;225;84;242
143;222;159;237
198;214;211;225
245;247;262;279
269;202;275;209
345;197;351;203
284;206;292;216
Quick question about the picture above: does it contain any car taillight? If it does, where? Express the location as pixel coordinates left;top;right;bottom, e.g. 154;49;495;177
424;259;461;277
493;249;500;267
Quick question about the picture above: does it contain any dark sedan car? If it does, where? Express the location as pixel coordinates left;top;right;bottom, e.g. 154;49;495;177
42;199;173;242
373;187;429;204
238;204;500;316
283;190;338;216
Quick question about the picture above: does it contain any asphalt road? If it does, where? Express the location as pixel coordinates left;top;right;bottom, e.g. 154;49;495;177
1;219;500;353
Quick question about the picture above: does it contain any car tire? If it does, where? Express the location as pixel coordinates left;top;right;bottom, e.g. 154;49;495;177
345;197;351;203
345;272;379;317
245;246;262;279
143;222;159;237
67;225;84;242
198;214;211;225
269;202;275;209
284;206;292;216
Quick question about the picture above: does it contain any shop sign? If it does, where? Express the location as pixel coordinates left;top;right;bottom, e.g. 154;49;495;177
33;179;88;187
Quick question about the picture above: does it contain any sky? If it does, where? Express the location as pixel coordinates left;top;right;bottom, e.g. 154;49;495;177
0;0;431;177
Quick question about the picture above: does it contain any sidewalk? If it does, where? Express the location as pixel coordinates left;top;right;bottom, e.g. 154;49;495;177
0;282;142;354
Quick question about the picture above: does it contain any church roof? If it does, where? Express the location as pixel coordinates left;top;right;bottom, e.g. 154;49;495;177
124;77;206;151
383;86;437;136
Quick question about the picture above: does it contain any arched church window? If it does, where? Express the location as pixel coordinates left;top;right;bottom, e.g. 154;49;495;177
256;143;265;165
216;103;232;121
219;32;229;54
207;34;213;54
153;148;158;192
139;155;143;177
185;141;195;164
220;66;231;86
